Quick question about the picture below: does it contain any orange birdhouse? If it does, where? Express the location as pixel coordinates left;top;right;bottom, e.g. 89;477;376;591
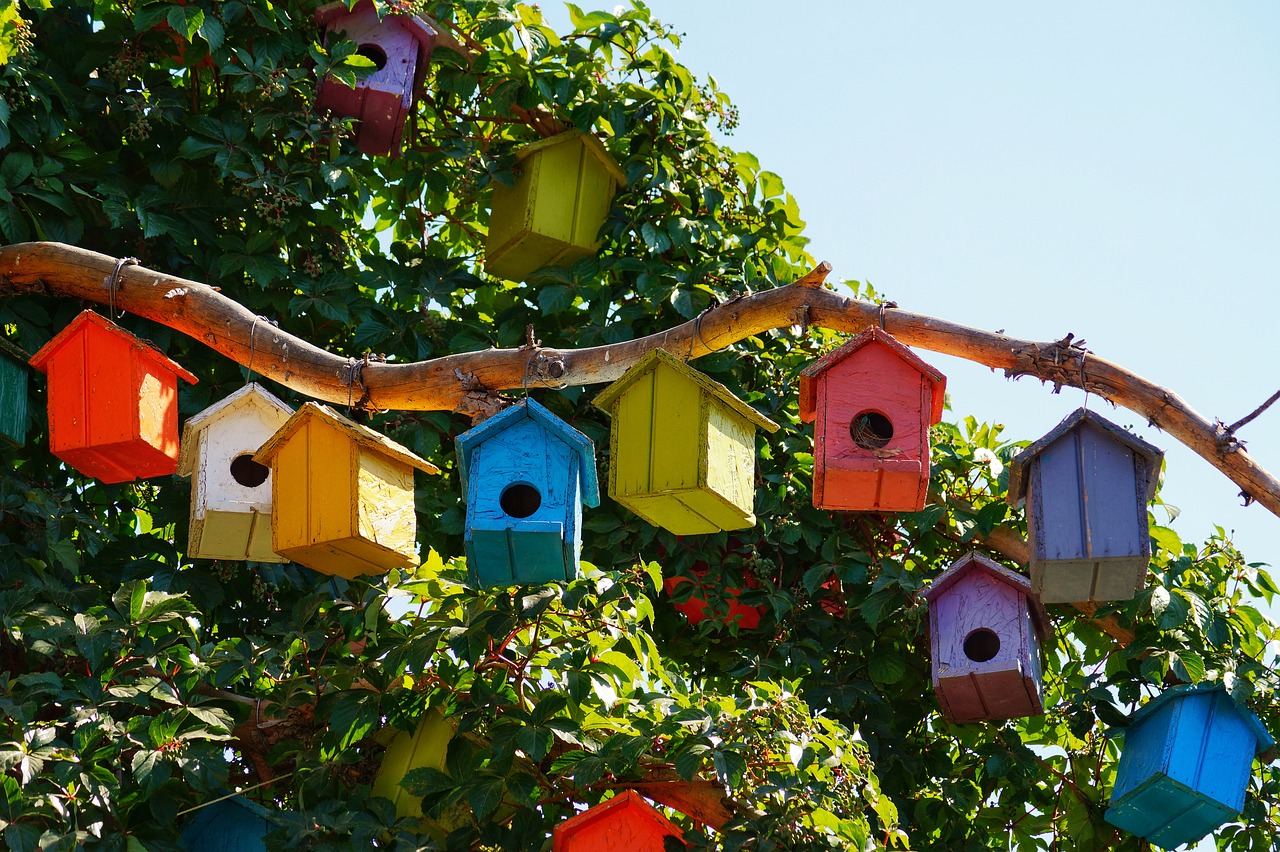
29;311;197;484
553;790;684;852
799;327;945;512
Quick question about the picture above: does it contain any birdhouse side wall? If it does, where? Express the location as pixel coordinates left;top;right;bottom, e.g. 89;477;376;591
698;397;759;529
0;353;27;446
815;345;930;466
373;710;455;819
1165;691;1257;812
355;447;419;566
1111;697;1180;803
270;418;356;557
131;347;183;471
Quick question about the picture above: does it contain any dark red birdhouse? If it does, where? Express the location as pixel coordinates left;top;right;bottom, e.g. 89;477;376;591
799;327;946;512
664;568;764;630
553;790;684;852
315;0;439;156
29;311;197;484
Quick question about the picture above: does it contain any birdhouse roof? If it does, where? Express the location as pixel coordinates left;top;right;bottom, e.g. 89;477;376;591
1006;408;1164;508
798;327;946;423
592;349;780;434
315;0;440;52
552;790;683;851
455;398;600;507
253;402;440;475
516;129;627;188
177;383;295;477
28;310;199;385
0;336;28;363
922;551;1049;639
1125;684;1274;755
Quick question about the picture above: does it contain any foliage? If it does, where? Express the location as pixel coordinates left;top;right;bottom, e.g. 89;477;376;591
1;1;1279;850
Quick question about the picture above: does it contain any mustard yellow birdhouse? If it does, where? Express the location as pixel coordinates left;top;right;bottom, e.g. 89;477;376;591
253;403;440;578
593;350;779;535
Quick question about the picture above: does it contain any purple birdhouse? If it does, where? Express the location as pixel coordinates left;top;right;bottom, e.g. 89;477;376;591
315;0;439;156
922;552;1049;724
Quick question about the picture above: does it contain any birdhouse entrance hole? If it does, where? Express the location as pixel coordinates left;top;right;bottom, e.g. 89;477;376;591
963;628;1001;662
230;453;271;488
357;43;388;70
850;411;893;450
500;482;542;518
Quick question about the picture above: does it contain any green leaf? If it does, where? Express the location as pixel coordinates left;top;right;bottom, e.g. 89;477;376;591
869;652;906;686
167;6;204;41
466;775;505;821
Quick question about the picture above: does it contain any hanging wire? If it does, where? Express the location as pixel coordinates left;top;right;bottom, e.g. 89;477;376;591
246;316;265;384
103;256;139;319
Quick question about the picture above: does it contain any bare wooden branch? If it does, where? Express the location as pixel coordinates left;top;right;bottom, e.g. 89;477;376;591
2;241;1278;524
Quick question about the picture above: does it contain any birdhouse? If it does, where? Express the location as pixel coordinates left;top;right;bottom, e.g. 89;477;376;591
553;790;685;852
455;398;600;587
486;129;627;282
922;552;1049;724
1105;685;1273;849
593;350;780;535
663;569;764;630
1007;408;1163;603
179;796;274;851
0;337;29;447
314;0;439;156
798;327;946;512
177;384;294;562
28;311;197;484
373;709;458;820
252;403;440;578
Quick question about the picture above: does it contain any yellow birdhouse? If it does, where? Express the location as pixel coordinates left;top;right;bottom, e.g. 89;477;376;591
252;403;440;578
593;350;779;535
372;710;457;820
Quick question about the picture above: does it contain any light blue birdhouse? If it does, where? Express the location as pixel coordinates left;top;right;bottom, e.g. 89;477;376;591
1105;685;1273;849
456;398;600;586
179;796;275;851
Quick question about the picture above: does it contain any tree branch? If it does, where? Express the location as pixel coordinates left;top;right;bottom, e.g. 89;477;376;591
1;241;1277;524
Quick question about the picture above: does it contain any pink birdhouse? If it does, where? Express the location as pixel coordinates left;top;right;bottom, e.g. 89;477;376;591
315;0;439;156
798;327;945;512
922;552;1049;724
553;790;684;852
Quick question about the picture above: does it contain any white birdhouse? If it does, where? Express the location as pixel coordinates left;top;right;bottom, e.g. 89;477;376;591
177;384;294;562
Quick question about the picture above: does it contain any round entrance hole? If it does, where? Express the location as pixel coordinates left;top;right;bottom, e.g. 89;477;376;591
500;483;542;518
850;411;894;450
963;628;1001;663
356;43;388;70
230;453;270;488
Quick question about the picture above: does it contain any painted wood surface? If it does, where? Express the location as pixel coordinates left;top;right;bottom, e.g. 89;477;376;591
372;709;457;820
486;129;627;281
593;349;779;535
1008;408;1162;603
798;327;945;512
0;337;29;447
663;571;763;630
1105;686;1273;848
178;384;293;562
552;790;684;852
28;310;197;483
253;402;439;578
314;0;438;156
179;796;274;852
922;552;1047;723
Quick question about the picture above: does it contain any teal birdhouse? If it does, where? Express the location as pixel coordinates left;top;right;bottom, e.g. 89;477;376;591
0;337;29;447
179;796;276;851
456;398;600;586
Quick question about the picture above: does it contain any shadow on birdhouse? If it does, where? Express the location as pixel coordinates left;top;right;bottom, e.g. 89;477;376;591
593;350;779;535
553;790;685;852
179;795;278;851
1007;408;1163;603
0;336;30;447
486;129;627;281
28;310;197;483
177;384;294;562
922;552;1049;724
798;327;945;512
315;0;440;156
455;398;600;587
1105;685;1273;849
253;403;440;578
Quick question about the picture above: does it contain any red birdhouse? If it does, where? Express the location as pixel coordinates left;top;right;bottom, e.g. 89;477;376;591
553;790;684;852
29;311;197;484
315;0;440;156
664;569;764;630
799;327;946;512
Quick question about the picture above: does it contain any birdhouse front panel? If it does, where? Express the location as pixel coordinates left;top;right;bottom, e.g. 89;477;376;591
0;340;28;447
179;796;274;852
552;790;684;852
373;710;457;820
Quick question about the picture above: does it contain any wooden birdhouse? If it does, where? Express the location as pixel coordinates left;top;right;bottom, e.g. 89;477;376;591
486;129;627;282
373;709;457;820
315;0;439;156
798;327;946;512
0;337;29;447
1007;408;1163;604
664;570;763;630
553;790;685;852
922;552;1049;724
179;795;274;851
455;398;600;587
28;310;197;484
177;384;294;563
252;403;440;578
593;350;780;535
1105;685;1273;849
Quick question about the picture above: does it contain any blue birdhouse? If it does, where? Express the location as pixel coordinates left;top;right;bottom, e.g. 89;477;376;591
179;796;275;851
1105;685;1273;849
456;398;600;586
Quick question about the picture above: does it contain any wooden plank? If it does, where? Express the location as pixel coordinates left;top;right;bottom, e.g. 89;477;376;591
270;422;311;555
650;361;700;491
702;399;756;522
612;368;655;498
310;420;355;545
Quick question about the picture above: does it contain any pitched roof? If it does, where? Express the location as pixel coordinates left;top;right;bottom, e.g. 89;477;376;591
253;402;440;475
798;326;946;423
592;349;780;434
1124;684;1273;755
1006;408;1164;508
177;383;295;477
455;398;600;507
29;310;198;385
922;551;1049;639
0;335;29;363
514;129;627;188
552;790;683;851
